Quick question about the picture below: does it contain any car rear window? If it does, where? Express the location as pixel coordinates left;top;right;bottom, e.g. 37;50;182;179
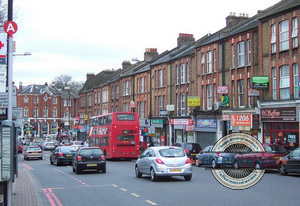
61;147;76;152
80;148;103;155
159;148;185;157
28;147;41;151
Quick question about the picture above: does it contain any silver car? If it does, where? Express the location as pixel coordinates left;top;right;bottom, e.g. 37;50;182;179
135;146;192;181
24;146;43;160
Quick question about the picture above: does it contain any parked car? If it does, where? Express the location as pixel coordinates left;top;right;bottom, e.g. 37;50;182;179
195;145;235;168
50;146;76;166
17;141;23;154
135;146;192;181
29;142;43;149
42;142;55;151
172;142;202;165
278;147;300;175
233;144;288;169
71;141;83;150
24;146;43;160
72;147;106;174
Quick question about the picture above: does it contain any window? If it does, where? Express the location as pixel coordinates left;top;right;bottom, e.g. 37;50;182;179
98;92;101;103
94;92;97;104
292;18;298;48
176;65;179;84
280;65;290;99
180;93;185;116
214;84;217;103
279;20;289;51
231;44;235;68
24;108;28;117
238;41;245;67
238;80;245;107
34;108;38;117
23;96;29;103
159;96;163;112
44;108;48;117
116;86;119;99
247;40;251;65
213;49;217;72
53;108;57;117
206;84;212;109
176;94;179;116
181;64;186;83
186;63;190;83
141;77;144;93
52;97;57;104
206;51;212;73
272;67;277;100
34;96;38;104
201;53;205;74
232;81;235;107
112;87;114;99
159;70;163;87
202;85;205;110
140;101;144;119
293;64;299;98
271;24;276;53
248;79;251;107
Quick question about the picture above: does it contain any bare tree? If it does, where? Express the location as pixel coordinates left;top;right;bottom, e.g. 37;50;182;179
52;74;84;95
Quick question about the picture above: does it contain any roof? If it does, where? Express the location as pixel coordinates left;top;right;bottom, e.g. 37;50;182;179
19;84;61;96
258;0;300;20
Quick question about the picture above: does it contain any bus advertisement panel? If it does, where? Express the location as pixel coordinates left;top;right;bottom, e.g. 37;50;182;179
88;112;140;159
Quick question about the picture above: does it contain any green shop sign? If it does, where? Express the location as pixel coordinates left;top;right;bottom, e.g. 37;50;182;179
151;119;166;124
252;76;269;89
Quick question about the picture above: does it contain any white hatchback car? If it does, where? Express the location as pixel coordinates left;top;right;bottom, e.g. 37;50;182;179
135;146;192;181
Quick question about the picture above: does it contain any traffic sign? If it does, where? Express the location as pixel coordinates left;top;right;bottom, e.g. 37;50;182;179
4;21;18;37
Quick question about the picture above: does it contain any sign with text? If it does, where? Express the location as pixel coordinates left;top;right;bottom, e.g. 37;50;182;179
187;96;200;106
230;114;252;127
260;107;296;121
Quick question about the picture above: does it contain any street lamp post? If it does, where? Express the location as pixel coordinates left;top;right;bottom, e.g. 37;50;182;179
65;87;71;142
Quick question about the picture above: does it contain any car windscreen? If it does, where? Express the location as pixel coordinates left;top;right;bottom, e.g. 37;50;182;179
159;148;185;157
265;145;287;154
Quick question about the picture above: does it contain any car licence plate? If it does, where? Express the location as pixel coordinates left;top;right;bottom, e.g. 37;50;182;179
87;164;97;167
170;169;182;172
66;154;72;156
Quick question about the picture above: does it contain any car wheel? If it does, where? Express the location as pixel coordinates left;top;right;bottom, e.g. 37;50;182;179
72;166;75;172
135;165;142;178
24;156;26;160
211;159;218;168
150;168;158;182
255;162;261;169
233;160;239;169
75;166;81;174
50;157;54;165
195;158;200;167
56;158;61;166
102;166;106;173
184;175;192;181
279;163;287;175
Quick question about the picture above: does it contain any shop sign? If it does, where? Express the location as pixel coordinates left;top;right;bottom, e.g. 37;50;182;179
196;119;217;128
230;114;252;127
252;76;269;89
248;89;260;97
260;107;296;121
221;114;230;121
217;86;228;94
252;114;260;129
185;125;194;131
187;96;200;106
151;119;165;124
221;96;229;107
170;119;194;125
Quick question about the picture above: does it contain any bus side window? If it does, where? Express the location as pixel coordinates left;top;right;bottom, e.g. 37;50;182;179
103;137;109;146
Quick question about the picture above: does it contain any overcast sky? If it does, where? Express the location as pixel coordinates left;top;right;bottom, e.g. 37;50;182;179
11;0;280;86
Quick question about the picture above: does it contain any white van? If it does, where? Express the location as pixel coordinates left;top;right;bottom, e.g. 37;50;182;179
18;136;26;145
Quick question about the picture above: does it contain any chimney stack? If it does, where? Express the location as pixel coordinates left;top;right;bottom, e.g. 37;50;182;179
122;61;131;70
177;33;195;47
226;12;249;28
86;73;95;80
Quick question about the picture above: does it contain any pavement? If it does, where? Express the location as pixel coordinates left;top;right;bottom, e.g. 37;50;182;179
12;164;42;206
12;139;44;206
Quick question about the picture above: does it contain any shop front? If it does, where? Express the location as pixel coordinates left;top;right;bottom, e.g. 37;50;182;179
194;118;219;148
170;118;194;144
261;107;299;152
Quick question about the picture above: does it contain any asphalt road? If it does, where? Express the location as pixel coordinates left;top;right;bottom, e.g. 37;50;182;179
18;150;300;206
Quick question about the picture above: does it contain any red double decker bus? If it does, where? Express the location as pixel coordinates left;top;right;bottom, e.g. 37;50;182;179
88;112;140;160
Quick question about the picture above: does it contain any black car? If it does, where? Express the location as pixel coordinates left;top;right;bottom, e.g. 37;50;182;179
72;147;106;174
172;142;202;164
50;146;76;166
278;147;300;175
